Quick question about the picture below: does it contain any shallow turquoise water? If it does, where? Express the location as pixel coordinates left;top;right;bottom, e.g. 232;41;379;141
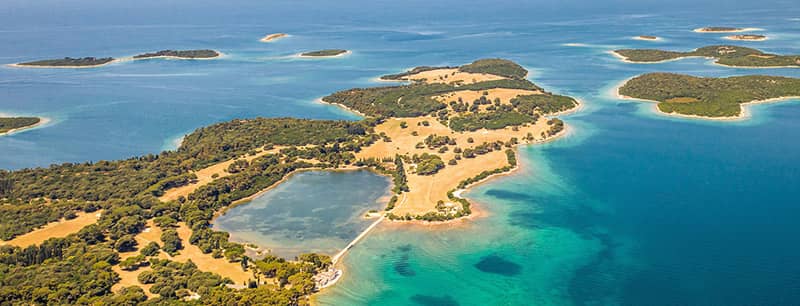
213;170;390;259
2;0;800;305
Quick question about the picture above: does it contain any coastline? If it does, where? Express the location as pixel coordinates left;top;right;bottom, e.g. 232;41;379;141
315;97;367;118
0;116;51;136
612;78;800;121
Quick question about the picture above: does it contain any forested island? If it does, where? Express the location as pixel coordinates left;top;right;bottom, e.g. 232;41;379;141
133;50;221;60
612;45;800;67
0;58;578;304
725;34;767;41
0;117;41;135
617;72;800;119
300;49;349;57
11;49;221;68
635;35;659;40
13;57;116;68
694;26;746;32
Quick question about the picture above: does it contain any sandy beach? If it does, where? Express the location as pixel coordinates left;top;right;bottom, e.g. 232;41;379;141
260;33;289;42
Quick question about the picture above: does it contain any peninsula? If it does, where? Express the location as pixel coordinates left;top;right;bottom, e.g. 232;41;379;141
617;72;800;119
725;34;767;41
260;33;288;42
0;58;577;304
612;45;800;68
0;117;42;135
300;49;349;57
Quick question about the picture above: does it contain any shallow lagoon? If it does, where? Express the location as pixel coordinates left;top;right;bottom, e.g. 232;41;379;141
213;170;390;259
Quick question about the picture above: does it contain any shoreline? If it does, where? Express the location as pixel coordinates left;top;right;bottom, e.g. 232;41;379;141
612;78;800;121
315;97;368;118
0;116;51;136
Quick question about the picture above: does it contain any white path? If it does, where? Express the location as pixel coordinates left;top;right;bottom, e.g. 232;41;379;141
332;214;385;264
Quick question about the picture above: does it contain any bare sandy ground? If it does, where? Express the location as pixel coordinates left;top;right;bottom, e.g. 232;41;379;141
356;117;553;216
398;68;505;85
0;211;102;247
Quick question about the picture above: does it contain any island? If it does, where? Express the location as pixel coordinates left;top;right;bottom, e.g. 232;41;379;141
0;117;42;135
611;45;800;67
617;72;800;119
725;34;767;41
693;26;748;33
634;35;659;41
260;33;288;42
0;58;579;304
132;49;221;60
11;57;116;68
300;49;349;57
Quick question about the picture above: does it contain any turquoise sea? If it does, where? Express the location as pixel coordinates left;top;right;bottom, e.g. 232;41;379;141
2;0;800;305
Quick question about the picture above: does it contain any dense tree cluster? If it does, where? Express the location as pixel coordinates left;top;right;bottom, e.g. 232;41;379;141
0;117;40;134
410;153;445;175
458;58;528;79
133;49;220;59
18;57;115;67
619;73;800;117
614;45;800;67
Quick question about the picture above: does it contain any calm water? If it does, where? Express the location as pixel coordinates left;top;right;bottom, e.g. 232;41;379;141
2;0;800;305
213;170;390;259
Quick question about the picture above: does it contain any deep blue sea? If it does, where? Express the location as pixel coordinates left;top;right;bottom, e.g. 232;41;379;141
2;0;799;305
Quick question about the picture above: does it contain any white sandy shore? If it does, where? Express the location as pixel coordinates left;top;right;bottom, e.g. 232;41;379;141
693;27;764;33
612;78;800;121
315;97;367;117
0;116;51;136
260;33;289;42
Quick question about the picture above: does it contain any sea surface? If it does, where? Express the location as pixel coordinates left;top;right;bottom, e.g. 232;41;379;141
2;0;800;305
